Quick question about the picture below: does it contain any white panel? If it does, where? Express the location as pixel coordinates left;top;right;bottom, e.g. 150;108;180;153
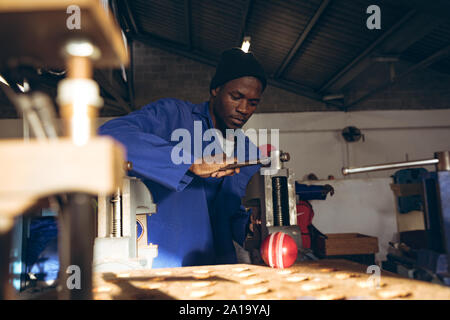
307;178;398;263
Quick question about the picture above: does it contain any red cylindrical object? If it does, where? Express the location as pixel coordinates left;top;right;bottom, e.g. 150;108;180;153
296;201;314;249
260;232;298;269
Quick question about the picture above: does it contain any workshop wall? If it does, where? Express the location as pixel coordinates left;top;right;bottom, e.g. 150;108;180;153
244;109;450;180
132;42;450;113
345;61;450;110
132;42;331;112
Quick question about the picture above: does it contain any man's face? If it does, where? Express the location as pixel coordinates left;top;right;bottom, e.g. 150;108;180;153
210;76;263;130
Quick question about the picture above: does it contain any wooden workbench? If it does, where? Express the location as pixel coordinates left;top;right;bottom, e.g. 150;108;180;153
93;259;450;300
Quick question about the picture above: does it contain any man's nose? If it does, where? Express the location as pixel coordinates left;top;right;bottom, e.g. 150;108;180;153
236;100;250;115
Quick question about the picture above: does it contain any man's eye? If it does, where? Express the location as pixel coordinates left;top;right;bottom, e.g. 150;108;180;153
230;95;240;101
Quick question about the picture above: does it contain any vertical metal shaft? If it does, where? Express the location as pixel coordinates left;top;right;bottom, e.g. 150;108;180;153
57;193;95;300
0;227;13;299
110;188;122;237
272;176;290;227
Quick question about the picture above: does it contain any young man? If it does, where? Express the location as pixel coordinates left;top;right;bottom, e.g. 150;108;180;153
99;48;267;268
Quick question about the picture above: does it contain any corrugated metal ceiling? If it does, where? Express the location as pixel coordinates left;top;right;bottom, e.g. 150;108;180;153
283;0;410;88
127;0;450;102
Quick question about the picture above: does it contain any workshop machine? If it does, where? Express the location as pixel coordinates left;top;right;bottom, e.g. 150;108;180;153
243;149;303;262
94;175;158;272
0;1;128;299
342;151;450;285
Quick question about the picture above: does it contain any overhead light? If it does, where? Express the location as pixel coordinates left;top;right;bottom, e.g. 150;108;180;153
0;74;10;87
372;55;399;63
64;40;100;59
323;94;344;101
17;79;30;93
241;36;251;53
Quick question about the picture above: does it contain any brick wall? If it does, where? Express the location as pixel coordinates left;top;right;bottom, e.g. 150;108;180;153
132;41;329;113
345;60;450;110
132;41;450;113
133;42;215;108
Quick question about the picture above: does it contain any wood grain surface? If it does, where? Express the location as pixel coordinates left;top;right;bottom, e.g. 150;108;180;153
93;259;450;300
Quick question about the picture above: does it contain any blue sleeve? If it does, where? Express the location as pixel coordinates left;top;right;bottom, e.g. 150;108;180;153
295;182;328;200
98;99;194;192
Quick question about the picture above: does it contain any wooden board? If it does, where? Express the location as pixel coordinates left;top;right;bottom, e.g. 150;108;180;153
315;233;379;257
0;137;125;219
92;260;450;300
0;0;128;69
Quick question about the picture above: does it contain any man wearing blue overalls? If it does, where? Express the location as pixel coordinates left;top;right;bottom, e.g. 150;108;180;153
99;48;267;268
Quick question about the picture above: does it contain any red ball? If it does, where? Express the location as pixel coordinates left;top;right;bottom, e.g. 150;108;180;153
260;232;298;269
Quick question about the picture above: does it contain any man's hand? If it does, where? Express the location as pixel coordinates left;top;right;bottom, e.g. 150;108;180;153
189;154;240;178
248;206;262;234
322;184;335;197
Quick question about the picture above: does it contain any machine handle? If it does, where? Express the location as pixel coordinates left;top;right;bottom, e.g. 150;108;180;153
218;158;271;171
342;158;439;175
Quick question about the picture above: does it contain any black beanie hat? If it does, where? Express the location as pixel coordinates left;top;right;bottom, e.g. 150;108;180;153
210;48;267;92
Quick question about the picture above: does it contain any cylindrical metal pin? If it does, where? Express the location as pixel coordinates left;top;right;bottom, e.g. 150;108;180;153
342;158;439;175
435;151;450;172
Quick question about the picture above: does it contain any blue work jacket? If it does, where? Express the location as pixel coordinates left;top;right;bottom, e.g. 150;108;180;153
98;98;260;268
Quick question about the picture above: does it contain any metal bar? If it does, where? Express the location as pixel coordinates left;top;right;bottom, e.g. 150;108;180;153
422;174;445;253
436;171;450;268
319;10;416;93
274;0;331;79
126;39;135;110
236;0;253;47
268;79;344;109
0;227;13;299
110;188;122;237
342;158;439;176
345;43;450;109
218;158;271;171
58;193;95;300
31;92;59;139
122;0;138;34
0;84;47;139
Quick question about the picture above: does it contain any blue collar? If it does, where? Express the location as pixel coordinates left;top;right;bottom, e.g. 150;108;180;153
193;101;214;129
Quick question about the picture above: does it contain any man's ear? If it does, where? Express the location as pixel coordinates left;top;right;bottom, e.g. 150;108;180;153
210;86;220;97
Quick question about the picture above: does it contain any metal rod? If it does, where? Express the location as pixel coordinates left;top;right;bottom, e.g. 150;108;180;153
110;188;122;237
342;158;439;175
218;157;271;171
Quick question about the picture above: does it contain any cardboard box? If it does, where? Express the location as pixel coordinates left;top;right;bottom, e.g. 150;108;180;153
314;233;379;257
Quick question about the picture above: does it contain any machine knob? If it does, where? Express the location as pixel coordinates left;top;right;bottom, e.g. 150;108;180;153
280;152;290;162
125;161;133;171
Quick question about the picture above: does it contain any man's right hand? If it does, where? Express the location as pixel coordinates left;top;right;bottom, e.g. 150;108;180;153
189;154;240;178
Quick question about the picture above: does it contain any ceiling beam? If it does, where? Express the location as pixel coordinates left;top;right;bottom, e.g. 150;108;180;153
318;10;443;94
268;79;343;110
395;0;450;21
236;0;253;47
122;0;138;34
133;33;344;108
274;0;331;79
345;43;450;110
95;70;132;113
103;98;130;114
126;39;135;111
